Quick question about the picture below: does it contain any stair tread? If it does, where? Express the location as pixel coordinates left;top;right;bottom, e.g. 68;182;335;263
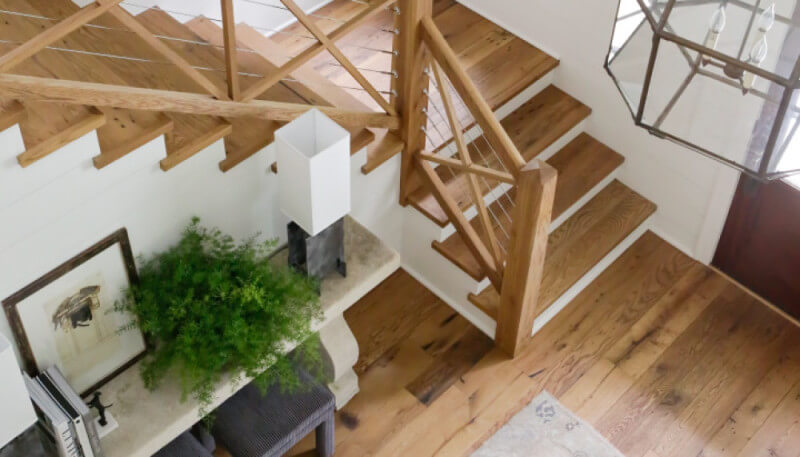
1;0;173;164
468;180;656;319
432;133;624;280
434;4;559;110
409;85;592;227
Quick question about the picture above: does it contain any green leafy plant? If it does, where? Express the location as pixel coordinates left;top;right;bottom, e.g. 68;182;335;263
115;218;323;412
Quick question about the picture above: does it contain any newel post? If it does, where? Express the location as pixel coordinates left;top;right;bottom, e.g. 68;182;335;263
396;0;433;205
495;160;557;357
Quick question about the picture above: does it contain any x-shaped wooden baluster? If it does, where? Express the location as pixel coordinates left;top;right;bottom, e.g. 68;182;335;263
278;0;397;116
431;61;504;268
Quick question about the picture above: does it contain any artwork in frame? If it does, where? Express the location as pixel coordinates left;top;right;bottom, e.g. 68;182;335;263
3;228;147;396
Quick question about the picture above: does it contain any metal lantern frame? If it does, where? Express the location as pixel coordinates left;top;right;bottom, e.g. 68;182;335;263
605;0;800;181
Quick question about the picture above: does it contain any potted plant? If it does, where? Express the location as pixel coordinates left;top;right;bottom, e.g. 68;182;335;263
115;218;322;412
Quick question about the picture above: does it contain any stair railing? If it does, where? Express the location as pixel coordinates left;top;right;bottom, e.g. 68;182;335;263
400;9;558;357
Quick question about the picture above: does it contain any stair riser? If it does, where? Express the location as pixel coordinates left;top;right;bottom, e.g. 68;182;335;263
531;215;654;336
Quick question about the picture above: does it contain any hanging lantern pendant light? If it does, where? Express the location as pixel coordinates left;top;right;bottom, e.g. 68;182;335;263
605;0;800;180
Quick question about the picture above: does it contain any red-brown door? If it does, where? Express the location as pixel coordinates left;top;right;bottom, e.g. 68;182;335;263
713;175;800;319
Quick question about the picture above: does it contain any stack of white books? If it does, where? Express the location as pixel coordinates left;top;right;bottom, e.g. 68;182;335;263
23;368;103;457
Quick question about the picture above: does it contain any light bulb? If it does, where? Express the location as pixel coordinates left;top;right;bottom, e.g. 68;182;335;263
743;36;769;92
750;35;769;64
758;4;776;32
709;5;727;33
705;3;727;48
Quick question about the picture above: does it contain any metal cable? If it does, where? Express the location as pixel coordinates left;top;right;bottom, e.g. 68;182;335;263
423;86;511;243
117;1;395;54
0;38;396;94
425;79;515;232
240;0;399;34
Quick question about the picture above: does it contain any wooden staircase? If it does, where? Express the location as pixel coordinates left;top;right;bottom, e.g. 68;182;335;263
0;0;560;177
0;0;659;354
0;0;404;173
399;0;659;351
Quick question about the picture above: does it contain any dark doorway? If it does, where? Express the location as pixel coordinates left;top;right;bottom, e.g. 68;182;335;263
713;175;800;319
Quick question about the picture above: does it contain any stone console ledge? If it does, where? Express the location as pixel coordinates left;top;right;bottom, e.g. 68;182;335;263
99;217;399;457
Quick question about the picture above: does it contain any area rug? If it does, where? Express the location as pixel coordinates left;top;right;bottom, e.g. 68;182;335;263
471;391;625;457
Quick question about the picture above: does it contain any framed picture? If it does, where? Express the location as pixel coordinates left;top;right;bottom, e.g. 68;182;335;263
3;228;146;396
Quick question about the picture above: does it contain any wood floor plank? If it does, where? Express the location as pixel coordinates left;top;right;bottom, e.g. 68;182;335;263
699;343;800;457
734;379;800;457
373;386;471;457
651;303;794;457
345;270;442;374
595;288;777;457
561;265;729;423
288;227;800;457
406;326;494;405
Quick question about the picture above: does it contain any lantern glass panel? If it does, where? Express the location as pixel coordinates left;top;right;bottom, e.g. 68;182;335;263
608;8;653;115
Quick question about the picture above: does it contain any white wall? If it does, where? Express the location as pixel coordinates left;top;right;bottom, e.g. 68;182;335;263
459;0;742;260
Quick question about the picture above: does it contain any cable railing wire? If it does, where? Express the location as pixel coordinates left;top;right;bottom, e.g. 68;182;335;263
0;38;397;96
117;1;396;55
422;84;512;244
239;0;399;34
425;78;516;232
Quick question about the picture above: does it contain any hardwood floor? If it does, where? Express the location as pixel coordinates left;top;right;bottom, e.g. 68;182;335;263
287;232;800;457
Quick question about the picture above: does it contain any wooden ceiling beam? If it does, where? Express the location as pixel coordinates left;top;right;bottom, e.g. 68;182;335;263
0;74;399;129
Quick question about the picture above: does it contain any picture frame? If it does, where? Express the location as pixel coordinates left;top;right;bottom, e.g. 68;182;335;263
3;228;147;397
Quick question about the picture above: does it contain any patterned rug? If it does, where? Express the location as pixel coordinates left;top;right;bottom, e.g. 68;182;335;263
472;391;625;457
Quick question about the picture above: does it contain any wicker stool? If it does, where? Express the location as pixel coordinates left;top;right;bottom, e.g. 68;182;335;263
212;370;335;457
153;431;214;457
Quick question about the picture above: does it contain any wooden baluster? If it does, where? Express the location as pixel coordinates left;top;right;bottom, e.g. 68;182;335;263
496;160;557;357
397;0;433;205
220;0;240;100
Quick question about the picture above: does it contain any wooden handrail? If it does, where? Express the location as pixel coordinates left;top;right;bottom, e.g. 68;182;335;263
416;156;504;290
495;160;557;357
420;16;526;175
0;0;125;73
0;74;399;129
240;0;396;103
